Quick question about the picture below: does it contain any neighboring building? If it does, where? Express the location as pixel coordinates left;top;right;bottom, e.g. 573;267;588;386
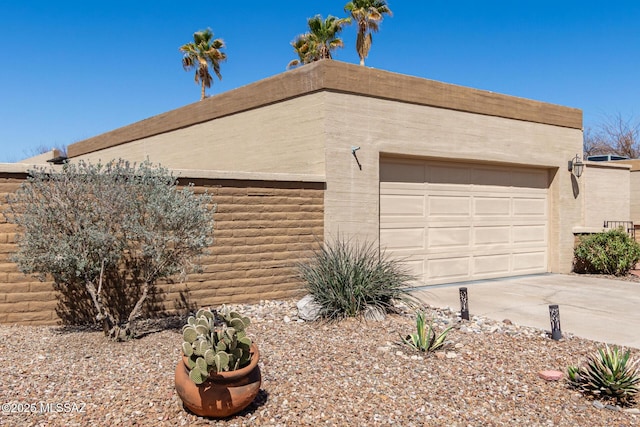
67;60;585;286
18;149;66;165
587;154;629;161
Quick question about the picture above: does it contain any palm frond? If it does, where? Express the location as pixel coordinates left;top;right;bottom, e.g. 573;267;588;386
287;14;349;67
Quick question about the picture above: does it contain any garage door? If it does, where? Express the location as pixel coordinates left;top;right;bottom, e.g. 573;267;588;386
380;158;549;286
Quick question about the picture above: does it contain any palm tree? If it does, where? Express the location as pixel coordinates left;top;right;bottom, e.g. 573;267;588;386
344;0;392;66
287;15;350;69
180;28;226;100
287;34;320;69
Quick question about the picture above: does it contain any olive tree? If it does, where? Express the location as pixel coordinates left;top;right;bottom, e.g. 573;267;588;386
6;159;214;340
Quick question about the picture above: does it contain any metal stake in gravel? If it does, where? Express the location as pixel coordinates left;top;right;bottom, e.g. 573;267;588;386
549;304;562;340
459;287;469;320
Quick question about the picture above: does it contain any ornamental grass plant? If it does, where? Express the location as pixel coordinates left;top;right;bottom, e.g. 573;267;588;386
297;237;416;320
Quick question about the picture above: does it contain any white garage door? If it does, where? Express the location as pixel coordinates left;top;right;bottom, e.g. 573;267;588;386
380;158;549;286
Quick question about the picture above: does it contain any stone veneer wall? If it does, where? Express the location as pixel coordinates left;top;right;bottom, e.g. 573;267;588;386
0;170;324;325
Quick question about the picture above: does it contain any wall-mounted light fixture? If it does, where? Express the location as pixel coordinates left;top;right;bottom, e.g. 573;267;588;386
568;154;584;178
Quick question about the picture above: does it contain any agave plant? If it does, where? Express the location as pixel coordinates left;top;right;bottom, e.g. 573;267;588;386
182;305;253;385
567;345;640;406
401;310;452;352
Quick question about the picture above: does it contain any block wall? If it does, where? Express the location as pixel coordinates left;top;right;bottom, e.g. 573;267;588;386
0;173;59;325
164;178;324;311
0;172;324;325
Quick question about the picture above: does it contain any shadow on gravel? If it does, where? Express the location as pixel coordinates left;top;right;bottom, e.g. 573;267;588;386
51;314;186;338
180;389;270;420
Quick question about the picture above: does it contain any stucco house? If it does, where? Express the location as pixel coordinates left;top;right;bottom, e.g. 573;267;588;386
6;59;633;324
67;60;584;285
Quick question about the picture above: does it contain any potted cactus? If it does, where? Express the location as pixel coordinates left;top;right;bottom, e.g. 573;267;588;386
174;305;261;418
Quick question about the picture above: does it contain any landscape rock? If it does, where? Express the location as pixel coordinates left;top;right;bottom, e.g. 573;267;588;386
296;294;322;321
538;370;563;381
363;304;386;321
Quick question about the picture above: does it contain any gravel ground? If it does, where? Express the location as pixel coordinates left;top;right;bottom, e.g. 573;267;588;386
1;299;639;427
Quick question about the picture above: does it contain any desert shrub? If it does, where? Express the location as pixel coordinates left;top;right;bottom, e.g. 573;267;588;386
5;159;214;340
574;229;640;276
297;237;415;320
568;345;640;406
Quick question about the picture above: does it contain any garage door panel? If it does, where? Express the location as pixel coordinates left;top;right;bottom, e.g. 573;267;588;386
380;194;425;216
428;227;470;248
474;226;510;245
474;197;511;216
513;198;546;216
380;162;425;183
473;254;511;275
429;196;470;216
513;225;547;244
381;183;426;193
513;252;546;271
471;168;511;186
511;170;549;188
428;165;470;184
427;257;471;280
401;258;425;278
380;228;424;250
381;158;549;286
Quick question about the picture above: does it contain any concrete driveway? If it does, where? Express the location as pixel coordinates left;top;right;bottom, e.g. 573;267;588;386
412;273;640;349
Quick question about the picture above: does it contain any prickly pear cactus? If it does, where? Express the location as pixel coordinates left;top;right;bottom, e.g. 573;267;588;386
181;305;254;384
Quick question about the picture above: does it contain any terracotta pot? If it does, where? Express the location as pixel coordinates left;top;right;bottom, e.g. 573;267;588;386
174;343;262;418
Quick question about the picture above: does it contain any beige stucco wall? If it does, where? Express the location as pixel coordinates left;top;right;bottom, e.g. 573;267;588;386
68;61;584;276
580;162;631;229
322;92;583;274
74;94;327;175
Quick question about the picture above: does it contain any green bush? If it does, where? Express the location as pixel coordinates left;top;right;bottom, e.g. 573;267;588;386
297;237;415;320
5;159;214;340
574;229;640;276
568;345;640;406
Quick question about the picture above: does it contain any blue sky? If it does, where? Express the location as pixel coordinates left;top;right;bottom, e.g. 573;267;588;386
1;1;639;162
